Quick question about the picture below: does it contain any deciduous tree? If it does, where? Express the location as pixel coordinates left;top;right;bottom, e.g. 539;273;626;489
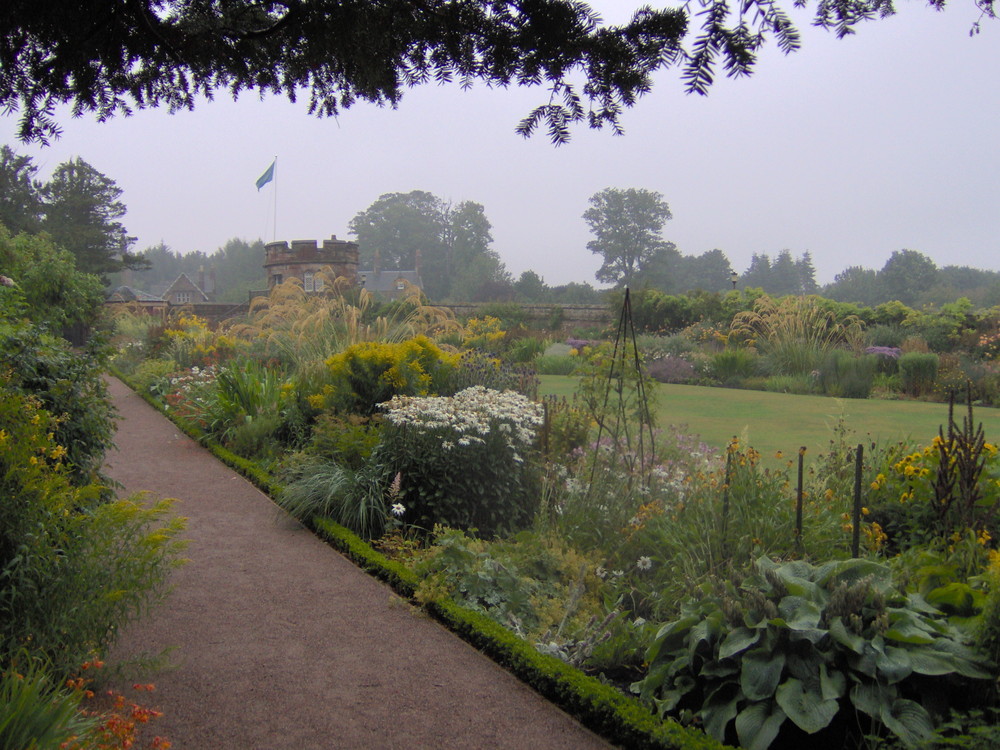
584;187;674;288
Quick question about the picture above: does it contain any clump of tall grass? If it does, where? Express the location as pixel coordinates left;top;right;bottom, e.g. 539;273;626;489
731;294;864;376
228;274;462;372
278;458;390;539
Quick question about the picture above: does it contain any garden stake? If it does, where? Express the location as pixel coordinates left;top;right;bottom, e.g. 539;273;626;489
795;446;805;554
721;446;732;559
852;443;863;558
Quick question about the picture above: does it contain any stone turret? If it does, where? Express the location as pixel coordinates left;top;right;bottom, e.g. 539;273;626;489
263;235;359;290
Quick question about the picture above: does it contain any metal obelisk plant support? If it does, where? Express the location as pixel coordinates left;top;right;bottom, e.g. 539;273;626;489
586;288;657;496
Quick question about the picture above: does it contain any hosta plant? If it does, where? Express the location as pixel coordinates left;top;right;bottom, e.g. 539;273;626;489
635;556;994;750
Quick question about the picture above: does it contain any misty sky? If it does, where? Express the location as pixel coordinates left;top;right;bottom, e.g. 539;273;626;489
2;1;997;288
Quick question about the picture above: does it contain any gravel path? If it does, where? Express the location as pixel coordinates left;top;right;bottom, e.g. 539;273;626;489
102;376;612;749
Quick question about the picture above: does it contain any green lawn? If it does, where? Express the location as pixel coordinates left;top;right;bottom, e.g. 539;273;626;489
539;376;1000;461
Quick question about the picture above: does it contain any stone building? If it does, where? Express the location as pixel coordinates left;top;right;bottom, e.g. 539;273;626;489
264;235;360;291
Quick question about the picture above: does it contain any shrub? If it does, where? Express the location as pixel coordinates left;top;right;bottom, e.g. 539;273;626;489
507;336;547;363
444;349;539;397
303;413;382;470
636;557;994;750
647;355;696;384
899;352;939;397
198;358;285;457
0;382;185;675
412;528;605;645
867;324;905;349
463;315;508;352
0;317;115;485
817;350;876;399
534;354;579;375
710;348;757;382
376;387;545;537
315;335;459;416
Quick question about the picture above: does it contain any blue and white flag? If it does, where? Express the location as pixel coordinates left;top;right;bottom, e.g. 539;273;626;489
256;159;275;191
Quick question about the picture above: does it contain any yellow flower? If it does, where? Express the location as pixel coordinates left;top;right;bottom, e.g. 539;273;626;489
0;429;7;443
50;445;67;460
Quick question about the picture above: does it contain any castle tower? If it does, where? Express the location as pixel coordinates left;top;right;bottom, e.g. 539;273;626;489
263;234;360;289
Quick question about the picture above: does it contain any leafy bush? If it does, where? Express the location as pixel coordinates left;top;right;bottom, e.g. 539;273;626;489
710;348;757;382
0;316;115;485
315;335;459;415
413;528;605;645
0;381;185;675
376;386;544;537
899;352;939;397
636;557;994;750
867;324;905;349
817;351;876;399
199;358;285;457
507;335;547;363
647;356;696;384
444;349;539;397
534;354;579;375
0;227;105;332
303;413;382;470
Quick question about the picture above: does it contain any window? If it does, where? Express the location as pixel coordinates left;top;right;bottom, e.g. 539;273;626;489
303;272;314;292
175;291;191;304
271;274;283;287
314;276;325;292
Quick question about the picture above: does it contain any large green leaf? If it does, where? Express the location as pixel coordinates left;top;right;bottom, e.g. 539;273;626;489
925;582;983;616
813;558;890;589
647;614;700;662
884;610;937;645
701;683;741;743
775;677;839;734
874;644;913;684
905;649;960;677
735;701;786;750
828;617;864;654
778;596;822;630
819;663;846;701
757;557;820;598
720;627;760;659
850;681;896;718
741;648;786;701
880;698;934;747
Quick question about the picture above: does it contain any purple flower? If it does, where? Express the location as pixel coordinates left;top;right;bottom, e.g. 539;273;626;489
865;346;902;359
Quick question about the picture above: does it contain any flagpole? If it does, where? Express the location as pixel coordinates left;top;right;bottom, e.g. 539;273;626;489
271;156;278;242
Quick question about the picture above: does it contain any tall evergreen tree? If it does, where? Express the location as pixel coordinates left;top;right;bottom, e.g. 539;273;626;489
41;157;146;280
796;251;819;294
0;146;44;235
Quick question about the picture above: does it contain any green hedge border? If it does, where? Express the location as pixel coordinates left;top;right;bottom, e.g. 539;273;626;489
109;367;729;750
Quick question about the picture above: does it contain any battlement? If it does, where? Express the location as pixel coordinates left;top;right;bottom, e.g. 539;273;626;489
263;234;359;289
